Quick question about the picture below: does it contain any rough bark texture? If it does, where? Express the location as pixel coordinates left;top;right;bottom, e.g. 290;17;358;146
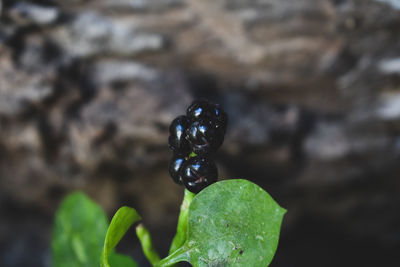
1;0;400;266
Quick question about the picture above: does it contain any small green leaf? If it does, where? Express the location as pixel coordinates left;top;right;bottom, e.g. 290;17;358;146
101;206;141;267
157;179;286;267
109;252;138;267
52;192;108;267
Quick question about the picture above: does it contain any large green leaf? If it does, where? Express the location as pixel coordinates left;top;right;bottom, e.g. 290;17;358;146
158;179;286;267
52;192;108;267
101;206;141;267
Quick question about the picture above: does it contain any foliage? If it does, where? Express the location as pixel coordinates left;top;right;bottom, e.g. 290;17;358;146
52;193;138;267
157;180;286;267
101;206;141;267
52;180;286;267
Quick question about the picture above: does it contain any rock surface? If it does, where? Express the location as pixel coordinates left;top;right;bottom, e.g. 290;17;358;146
0;0;400;266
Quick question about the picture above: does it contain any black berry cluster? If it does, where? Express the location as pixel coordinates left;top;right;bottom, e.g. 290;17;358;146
168;99;228;193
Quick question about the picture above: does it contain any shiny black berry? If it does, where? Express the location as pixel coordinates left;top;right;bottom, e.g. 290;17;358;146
168;115;191;154
181;156;218;193
186;118;221;155
168;154;186;185
187;100;228;136
186;99;214;121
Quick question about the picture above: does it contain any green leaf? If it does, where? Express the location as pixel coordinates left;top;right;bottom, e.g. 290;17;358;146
157;179;286;267
109;252;138;267
101;206;141;267
52;192;108;267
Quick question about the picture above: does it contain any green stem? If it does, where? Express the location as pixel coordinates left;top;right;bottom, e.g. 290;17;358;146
168;189;195;255
159;153;196;266
156;246;189;267
136;223;161;266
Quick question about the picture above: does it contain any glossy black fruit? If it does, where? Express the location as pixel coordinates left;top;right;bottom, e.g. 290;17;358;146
187;99;228;136
186;99;214;121
168;154;186;185
181;156;218;193
168;115;191;154
186;118;222;155
167;100;227;191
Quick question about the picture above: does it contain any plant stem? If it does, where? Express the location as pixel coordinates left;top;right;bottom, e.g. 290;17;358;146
168;189;195;255
136;223;161;266
156;246;189;267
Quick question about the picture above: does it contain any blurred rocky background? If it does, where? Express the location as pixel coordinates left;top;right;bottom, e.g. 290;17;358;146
1;0;400;266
